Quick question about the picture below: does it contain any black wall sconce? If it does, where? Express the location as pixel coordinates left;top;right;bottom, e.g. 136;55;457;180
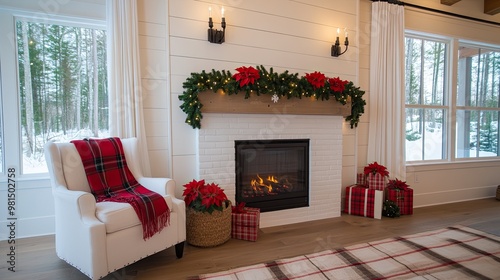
208;6;226;44
331;28;349;57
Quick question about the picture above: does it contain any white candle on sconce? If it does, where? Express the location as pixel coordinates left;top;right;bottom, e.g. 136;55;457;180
332;26;348;57
221;6;226;26
207;5;226;44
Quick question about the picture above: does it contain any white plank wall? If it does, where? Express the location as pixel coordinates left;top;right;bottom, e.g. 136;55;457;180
2;0;499;239
166;0;361;198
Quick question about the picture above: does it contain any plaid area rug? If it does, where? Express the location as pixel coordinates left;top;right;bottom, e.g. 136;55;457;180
194;226;500;279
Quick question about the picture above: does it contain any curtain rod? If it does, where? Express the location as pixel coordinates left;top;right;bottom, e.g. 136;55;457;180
371;0;500;27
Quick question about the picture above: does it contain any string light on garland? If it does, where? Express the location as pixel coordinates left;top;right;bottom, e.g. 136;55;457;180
178;65;366;129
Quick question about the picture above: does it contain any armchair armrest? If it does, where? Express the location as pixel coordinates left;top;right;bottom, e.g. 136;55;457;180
137;177;185;212
137;177;176;196
137;177;186;242
52;186;107;278
52;186;100;224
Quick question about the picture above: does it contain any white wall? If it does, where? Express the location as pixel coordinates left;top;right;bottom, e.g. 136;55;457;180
2;0;500;240
166;0;360;198
137;0;172;177
404;3;500;206
357;0;500;208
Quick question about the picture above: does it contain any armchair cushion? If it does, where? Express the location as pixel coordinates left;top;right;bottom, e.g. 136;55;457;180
96;196;174;234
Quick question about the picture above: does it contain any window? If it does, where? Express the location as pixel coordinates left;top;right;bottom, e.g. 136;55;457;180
405;32;500;162
0;11;108;175
456;44;500;158
405;35;448;161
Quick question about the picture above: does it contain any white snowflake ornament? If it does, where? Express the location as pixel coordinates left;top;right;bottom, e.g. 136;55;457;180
271;93;279;103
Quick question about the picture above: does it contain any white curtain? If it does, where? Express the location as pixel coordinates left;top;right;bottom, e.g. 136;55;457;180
367;1;406;179
107;0;151;176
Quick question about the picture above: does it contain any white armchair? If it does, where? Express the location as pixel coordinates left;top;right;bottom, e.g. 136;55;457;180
44;137;186;280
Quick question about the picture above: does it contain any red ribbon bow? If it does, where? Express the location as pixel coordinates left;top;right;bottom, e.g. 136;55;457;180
232;202;247;213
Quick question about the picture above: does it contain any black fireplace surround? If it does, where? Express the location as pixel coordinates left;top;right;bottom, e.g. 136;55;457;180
235;139;310;212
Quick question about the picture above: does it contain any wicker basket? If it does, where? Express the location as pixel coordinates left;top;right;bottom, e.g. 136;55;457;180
496;185;500;201
186;200;232;247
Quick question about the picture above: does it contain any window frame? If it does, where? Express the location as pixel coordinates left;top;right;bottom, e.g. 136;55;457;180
454;41;500;160
405;31;452;163
405;31;500;164
0;8;107;178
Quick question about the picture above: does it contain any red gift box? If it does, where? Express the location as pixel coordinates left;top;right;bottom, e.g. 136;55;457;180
356;173;367;186
231;207;260;241
366;173;387;191
344;185;383;219
386;188;413;215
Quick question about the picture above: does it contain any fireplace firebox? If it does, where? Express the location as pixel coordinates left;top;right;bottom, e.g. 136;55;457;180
235;139;309;212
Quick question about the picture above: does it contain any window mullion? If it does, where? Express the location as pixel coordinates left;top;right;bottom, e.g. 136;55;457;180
449;39;459;162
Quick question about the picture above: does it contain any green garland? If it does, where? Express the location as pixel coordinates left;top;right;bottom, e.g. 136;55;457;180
178;65;366;129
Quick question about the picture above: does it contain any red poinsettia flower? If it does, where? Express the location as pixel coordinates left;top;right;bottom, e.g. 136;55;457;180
232;66;261;87
305;71;326;89
200;182;228;209
363;161;389;177
182;179;205;207
388;178;409;191
183;179;229;213
329;77;349;93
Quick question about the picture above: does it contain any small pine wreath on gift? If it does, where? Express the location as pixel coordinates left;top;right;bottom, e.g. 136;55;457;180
382;200;400;218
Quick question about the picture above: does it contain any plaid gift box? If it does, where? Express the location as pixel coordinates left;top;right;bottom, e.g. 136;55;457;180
344;185;383;219
367;173;387;191
231;207;260;241
356;173;367;186
387;188;413;215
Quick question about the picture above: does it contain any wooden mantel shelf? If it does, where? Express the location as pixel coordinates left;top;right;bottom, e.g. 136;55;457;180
197;90;351;117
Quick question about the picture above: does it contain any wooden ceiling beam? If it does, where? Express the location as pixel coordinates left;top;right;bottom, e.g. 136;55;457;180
484;0;500;15
441;0;462;5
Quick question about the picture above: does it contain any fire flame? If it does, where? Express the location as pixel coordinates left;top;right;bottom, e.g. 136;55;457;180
245;173;293;198
267;175;278;183
250;174;281;193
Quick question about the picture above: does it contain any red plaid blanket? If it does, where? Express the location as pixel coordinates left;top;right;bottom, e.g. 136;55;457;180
71;137;169;240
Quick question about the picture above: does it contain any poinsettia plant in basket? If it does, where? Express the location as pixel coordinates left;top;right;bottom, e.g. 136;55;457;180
182;179;229;214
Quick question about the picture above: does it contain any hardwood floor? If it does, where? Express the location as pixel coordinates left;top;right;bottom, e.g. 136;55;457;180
1;198;499;280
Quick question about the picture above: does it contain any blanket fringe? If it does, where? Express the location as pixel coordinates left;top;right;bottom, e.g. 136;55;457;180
143;209;170;240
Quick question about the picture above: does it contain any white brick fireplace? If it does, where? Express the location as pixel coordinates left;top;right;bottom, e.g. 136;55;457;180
197;112;343;228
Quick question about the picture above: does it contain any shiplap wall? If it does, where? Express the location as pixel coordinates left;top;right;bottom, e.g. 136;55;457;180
166;0;361;198
137;0;171;177
0;0;498;239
